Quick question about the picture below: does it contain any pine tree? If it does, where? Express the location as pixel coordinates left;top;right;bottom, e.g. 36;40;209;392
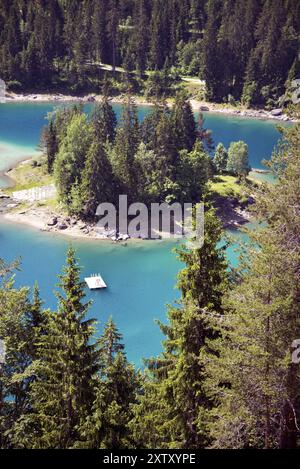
154;109;178;180
132;0;149;74
172;90;197;152
17;248;98;449
110;96;140;200
149;0;170;70
107;0;120;71
243;0;287;106
42;119;58;173
80;141;117;218
208;124;300;449
91;98;117;144
134;142;160;203
80;318;141;449
132;207;229;449
177;140;212;203
92;0;110;64
0;269;42;448
217;0;260;100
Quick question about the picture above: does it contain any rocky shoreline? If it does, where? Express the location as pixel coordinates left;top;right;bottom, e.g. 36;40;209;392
5;92;297;123
193;101;295;123
0;189;137;242
0;188;253;241
214;195;253;231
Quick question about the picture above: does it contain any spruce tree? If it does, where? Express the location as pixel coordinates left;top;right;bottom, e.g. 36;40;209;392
80;141;117;218
107;0;120;71
42;119;58;173
202;0;223;101
209;124;300;449
132;207;229;449
91;98;117;144
110;96;140;200
80;318;141;449
172;90;197;152
0;269;43;448
18;248;98;449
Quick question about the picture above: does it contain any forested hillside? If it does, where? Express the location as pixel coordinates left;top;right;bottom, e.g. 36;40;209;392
0;0;299;106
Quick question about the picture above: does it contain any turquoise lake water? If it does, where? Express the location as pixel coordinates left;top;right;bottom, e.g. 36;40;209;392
0;102;284;365
0;101;284;173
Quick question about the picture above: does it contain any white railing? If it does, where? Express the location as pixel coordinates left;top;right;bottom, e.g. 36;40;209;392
13;184;57;202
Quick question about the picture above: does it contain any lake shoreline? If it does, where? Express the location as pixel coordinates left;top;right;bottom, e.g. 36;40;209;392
5;92;297;123
0;182;253;243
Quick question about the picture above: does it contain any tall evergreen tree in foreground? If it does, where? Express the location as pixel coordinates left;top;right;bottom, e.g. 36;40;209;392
80;318;141;449
208;124;300;449
131;206;229;449
16;248;98;449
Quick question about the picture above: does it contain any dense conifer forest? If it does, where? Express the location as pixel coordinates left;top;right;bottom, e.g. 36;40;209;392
0;0;299;106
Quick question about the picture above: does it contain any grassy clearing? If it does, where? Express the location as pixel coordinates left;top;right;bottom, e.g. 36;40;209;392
208;175;244;199
6;157;53;192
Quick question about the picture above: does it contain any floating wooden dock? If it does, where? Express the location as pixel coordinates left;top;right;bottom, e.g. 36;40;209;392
85;274;107;290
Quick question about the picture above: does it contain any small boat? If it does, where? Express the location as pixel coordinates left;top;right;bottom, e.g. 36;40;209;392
85;274;107;290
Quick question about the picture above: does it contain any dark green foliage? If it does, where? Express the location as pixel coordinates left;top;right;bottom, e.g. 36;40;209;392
80;318;141;449
1;126;300;449
176;206;228;312
0;1;298;104
208;124;300;449
81;141;117;218
91;98;117;144
0;266;45;448
110;96;140;200
0;249;141;449
213;143;228;174
172;90;197;152
14;247;98;449
49;95;209;215
53;113;92;207
226;141;251;179
131;207;229;449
